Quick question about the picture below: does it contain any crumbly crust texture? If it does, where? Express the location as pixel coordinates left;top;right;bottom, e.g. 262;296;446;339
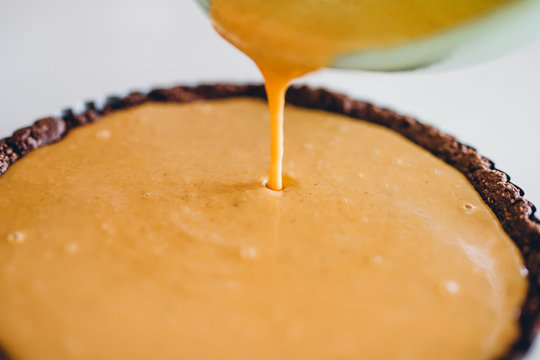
1;84;538;359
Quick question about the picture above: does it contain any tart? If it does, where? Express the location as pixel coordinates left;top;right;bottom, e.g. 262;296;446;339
0;84;538;360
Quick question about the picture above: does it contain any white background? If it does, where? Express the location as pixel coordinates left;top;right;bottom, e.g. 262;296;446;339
0;0;539;358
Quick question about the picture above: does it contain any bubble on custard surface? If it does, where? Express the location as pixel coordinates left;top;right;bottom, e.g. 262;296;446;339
444;280;459;294
7;231;25;244
240;246;258;261
96;129;111;140
64;243;79;254
463;203;476;213
338;124;349;133
100;223;115;235
199;103;213;114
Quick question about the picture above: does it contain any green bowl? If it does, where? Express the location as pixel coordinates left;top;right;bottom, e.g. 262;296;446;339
195;0;540;72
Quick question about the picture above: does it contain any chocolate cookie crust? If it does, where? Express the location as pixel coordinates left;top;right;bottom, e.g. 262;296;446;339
1;84;539;359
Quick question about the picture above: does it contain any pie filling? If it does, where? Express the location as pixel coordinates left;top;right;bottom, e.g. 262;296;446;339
0;98;527;360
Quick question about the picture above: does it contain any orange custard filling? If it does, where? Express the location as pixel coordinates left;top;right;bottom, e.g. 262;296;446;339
0;99;527;360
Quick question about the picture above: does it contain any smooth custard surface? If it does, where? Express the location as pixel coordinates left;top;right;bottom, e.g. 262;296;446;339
0;98;527;360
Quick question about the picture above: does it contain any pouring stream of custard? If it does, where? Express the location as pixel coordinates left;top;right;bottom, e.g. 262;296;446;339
210;0;511;190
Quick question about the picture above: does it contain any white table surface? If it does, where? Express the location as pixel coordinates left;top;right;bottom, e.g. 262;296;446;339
1;0;539;358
